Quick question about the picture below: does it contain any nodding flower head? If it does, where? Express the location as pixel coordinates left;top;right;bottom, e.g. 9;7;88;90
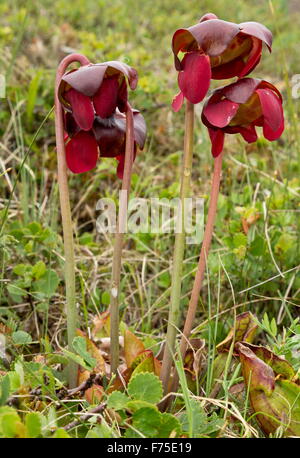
58;61;146;178
171;13;272;111
201;78;284;157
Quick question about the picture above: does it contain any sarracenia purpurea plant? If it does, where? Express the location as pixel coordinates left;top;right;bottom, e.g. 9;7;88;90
160;13;284;396
55;54;146;386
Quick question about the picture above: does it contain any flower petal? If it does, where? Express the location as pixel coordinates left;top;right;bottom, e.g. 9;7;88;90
97;61;138;90
93;76;119;118
211;57;245;80
208;128;225;157
239;38;262;77
256;88;284;139
178;52;211;104
64;88;95;131
220;78;261;103
65;131;99;173
239;21;272;51
203;99;239;128
61;65;107;97
114;110;147;149
172;91;184;112
93;120;125;158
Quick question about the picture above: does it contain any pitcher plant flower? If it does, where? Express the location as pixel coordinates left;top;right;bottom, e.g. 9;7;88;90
172;13;272;111
58;62;146;177
55;55;146;385
202;78;284;157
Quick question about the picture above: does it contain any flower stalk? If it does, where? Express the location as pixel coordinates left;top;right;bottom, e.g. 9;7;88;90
110;103;135;374
55;53;90;388
160;100;194;394
172;151;223;394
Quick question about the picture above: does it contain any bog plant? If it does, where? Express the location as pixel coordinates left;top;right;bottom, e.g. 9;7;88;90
1;6;298;439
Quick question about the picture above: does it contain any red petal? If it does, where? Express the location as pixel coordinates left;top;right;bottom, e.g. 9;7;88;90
93;77;119;118
221;78;260;103
172;91;184;112
239;22;272;51
65;131;99;173
116;155;125;179
203;99;239;128
64;88;94;131
256;88;284;139
239;38;262;77
178;52;211;104
211;57;245;80
239;125;258;143
208;128;225;157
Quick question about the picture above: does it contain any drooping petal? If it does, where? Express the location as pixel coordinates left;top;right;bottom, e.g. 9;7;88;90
65;131;99;173
239;125;258;143
225;124;258;143
64;112;80;137
239;21;272;51
114;109;147;149
97;61;138;90
220;78;261;103
239;38;262;77
61;65;107;97
211;57;245;80
116;155;125;180
208;128;225;157
93;118;125;158
178;52;211;104
64;88;95;131
93;76;119;118
117;78;128;113
256;88;284;140
203;99;239;128
171;91;184;112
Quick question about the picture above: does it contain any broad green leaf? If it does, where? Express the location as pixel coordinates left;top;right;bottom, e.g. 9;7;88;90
33;269;60;298
107;391;129;411
32;261;47;279
128;372;162;404
12;331;32;345
25;412;42;438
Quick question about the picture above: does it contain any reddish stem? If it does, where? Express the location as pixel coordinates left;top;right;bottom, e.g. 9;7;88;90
172;152;224;394
55;53;90;388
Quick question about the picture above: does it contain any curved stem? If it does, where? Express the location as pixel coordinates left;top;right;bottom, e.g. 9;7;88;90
172;152;224;393
110;104;135;374
160;100;194;395
55;53;90;388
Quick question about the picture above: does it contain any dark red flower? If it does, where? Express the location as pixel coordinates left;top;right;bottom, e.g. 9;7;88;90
201;78;284;157
172;13;272;111
58;61;146;177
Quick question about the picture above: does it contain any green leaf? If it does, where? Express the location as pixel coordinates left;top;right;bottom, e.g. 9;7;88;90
25;412;42;438
52;428;70;438
233;232;247;248
128;372;163;404
107;391;129;411
33;269;60;298
131;406;161;437
72;336;96;370
0;407;25;438
0;375;10;406
32;261;47;280
12;331;32;345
